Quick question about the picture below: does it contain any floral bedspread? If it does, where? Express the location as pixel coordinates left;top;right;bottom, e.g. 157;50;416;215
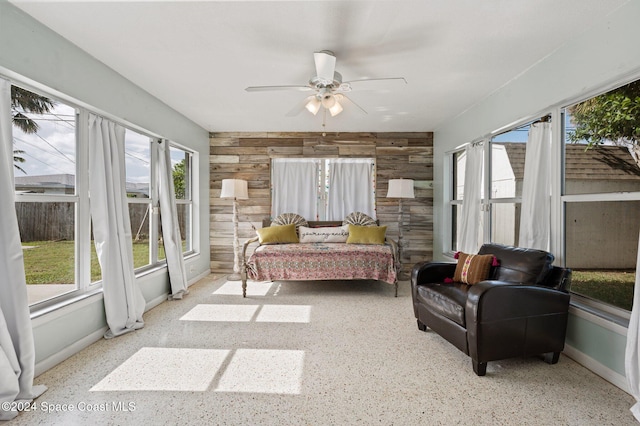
246;243;397;285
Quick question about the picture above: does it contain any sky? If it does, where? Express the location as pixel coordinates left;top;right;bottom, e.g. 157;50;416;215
12;100;184;185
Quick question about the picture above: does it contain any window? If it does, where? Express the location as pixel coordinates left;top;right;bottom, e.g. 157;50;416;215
124;129;153;269
562;80;640;311
271;158;376;221
449;78;640;313
12;85;83;305
448;126;528;252
9;83;197;309
489;127;527;247
449;150;465;251
169;145;193;254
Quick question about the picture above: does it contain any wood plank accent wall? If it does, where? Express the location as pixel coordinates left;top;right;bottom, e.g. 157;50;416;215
209;132;434;277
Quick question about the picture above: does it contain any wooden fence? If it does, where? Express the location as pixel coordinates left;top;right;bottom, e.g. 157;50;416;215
16;202;186;242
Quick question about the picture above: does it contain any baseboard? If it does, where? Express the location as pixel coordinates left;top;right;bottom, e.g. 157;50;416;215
34;326;108;377
188;268;211;286
145;293;169;311
563;344;630;395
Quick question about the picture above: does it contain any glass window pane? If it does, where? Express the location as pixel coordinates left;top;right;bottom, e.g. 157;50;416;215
451;204;460;251
17;201;76;304
130;203;152;269
176;203;191;253
170;146;190;200
12;87;76;195
564;82;640;195
565;201;639;310
125;130;150;198
453;151;465;200
158;210;166;261
490;202;520;246
490;143;522;199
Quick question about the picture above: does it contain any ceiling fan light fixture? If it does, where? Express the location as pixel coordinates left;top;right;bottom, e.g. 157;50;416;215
321;93;336;109
329;101;343;117
305;97;321;115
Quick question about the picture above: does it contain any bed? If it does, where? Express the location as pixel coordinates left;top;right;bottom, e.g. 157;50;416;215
240;215;399;297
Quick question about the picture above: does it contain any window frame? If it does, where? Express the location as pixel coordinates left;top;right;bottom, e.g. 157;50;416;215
446;72;640;320
7;78;198;315
559;97;640;319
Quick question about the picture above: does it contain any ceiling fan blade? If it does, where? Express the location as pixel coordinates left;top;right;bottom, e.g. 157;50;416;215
342;77;407;88
313;51;337;83
245;85;312;92
337;94;368;115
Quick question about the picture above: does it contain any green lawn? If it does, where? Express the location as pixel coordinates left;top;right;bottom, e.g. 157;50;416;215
22;240;166;284
22;241;636;311
571;270;635;311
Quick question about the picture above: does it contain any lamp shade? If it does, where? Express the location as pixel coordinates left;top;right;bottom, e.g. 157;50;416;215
305;97;321;115
220;179;248;199
386;179;415;199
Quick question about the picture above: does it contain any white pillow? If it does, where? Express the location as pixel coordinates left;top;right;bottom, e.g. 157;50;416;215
298;225;349;243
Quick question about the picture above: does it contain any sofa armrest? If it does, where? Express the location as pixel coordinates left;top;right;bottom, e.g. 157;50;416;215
465;280;570;322
464;280;571;363
411;262;457;286
411;262;457;304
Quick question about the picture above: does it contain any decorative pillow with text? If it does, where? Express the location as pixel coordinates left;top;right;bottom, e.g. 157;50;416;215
298;225;349;243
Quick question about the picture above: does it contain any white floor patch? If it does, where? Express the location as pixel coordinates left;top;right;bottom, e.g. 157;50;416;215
216;349;305;395
179;304;259;322
256;305;311;323
213;280;273;296
90;347;229;392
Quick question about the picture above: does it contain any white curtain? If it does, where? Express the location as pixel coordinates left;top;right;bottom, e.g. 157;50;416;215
519;122;551;250
88;113;145;339
327;158;376;220
625;231;640;421
0;79;46;421
457;141;484;254
271;158;320;221
157;140;188;300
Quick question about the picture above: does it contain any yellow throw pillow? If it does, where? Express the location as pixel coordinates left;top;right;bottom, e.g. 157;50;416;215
256;223;299;244
453;252;494;285
346;224;387;245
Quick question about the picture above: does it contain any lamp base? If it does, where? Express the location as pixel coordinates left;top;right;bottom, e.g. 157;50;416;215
226;273;242;281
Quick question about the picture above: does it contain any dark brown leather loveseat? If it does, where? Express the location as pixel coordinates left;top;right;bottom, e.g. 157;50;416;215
411;243;572;376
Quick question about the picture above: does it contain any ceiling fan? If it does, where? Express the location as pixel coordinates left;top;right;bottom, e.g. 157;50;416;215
245;50;407;118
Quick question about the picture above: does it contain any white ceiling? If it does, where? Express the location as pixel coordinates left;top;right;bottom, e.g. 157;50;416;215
10;0;629;133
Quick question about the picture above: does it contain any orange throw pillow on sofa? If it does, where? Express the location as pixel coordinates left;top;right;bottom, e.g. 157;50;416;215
453;252;494;285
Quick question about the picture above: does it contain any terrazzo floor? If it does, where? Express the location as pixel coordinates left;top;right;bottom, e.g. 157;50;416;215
11;275;637;425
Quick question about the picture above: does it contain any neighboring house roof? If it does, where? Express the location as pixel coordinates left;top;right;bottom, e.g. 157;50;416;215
15;173;75;188
15;173;150;196
500;143;640;181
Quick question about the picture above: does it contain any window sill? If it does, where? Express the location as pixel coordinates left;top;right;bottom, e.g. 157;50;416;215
569;294;629;334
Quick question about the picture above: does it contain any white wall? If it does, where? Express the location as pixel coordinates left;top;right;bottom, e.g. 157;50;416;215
433;1;640;389
0;1;211;373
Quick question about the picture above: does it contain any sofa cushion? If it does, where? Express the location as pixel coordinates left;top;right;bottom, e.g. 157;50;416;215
346;224;387;245
453;252;494;285
415;282;471;327
478;243;554;286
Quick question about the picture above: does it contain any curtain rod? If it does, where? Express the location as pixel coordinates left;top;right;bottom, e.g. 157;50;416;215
532;114;551;125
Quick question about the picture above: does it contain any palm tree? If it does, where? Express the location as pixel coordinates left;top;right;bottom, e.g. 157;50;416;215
13;149;26;174
10;86;56;173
